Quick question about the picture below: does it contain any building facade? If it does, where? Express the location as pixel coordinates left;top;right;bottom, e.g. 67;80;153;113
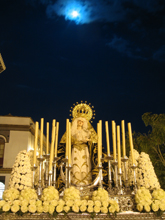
0;114;46;196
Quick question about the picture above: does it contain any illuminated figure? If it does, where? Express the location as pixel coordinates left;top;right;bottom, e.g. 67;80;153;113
59;102;97;187
71;117;91;185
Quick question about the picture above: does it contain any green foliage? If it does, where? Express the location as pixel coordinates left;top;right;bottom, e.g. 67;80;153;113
130;112;165;189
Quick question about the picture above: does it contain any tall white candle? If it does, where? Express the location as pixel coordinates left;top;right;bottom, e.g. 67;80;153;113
33;122;38;166
68;122;72;166
65;119;69;158
54;122;59;157
46;122;49;155
105;121;110;156
97;122;100;165
117;125;121;170
40;118;44;156
49;120;56;172
112;121;116;160
128;122;135;165
121;120;126;157
99;120;102;165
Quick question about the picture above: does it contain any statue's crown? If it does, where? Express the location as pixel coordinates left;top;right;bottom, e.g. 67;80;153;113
69;101;96;122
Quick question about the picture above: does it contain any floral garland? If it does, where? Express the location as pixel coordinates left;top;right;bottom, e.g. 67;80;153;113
135;187;165;213
0;187;119;215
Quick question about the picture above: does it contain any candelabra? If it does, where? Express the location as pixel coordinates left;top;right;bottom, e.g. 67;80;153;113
48;170;53;186
131;163;137;194
64;157;69;189
37;156;45;198
121;156;130;193
44;154;50;188
117;168;123;195
97;158;104;188
105;155;113;192
68;164;72;187
52;157;59;188
112;159;118;188
31;164;37;189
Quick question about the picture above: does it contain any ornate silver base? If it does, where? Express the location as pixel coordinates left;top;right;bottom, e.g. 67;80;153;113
0;212;164;220
110;194;134;212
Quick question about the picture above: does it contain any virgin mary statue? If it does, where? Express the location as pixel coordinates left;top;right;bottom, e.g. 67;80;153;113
59;102;97;187
71;116;92;185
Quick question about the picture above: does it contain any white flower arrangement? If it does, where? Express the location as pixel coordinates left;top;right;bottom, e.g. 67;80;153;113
63;186;80;202
3;188;20;201
136;152;160;190
128;150;160;189
41;186;59;201
151;188;165;212
92;188;109;202
135;187;165;213
8;150;32;190
20;188;38;201
92;188;119;214
135;187;152;212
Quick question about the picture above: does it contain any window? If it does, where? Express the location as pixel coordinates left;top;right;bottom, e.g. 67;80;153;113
0;182;5;199
0;137;5;167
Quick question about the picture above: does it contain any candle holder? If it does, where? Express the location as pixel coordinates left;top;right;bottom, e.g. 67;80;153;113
121;156;130;194
52;157;60;188
97;163;103;188
64;157;69;189
105;155;113;192
31;164;37;189
112;159;118;189
48;170;53;186
117;168;123;195
37;156;45;198
44;154;50;188
131;164;137;194
66;164;72;187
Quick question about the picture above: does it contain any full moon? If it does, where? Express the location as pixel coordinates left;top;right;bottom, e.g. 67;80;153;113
71;10;79;18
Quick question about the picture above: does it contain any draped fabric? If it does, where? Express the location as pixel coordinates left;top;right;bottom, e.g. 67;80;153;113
71;141;92;185
71;118;92;186
59;117;98;186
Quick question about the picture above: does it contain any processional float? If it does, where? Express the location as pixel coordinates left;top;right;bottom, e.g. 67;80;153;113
32;101;137;211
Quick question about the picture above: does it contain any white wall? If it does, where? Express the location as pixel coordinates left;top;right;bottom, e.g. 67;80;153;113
0;116;33;126
3;130;30;168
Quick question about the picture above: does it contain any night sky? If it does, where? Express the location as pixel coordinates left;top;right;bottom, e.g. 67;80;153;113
0;0;165;148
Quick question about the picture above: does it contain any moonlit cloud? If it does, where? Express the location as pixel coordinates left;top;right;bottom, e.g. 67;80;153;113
25;0;164;62
107;35;147;60
46;0;126;24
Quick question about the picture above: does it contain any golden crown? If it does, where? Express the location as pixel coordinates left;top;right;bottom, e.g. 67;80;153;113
69;101;96;122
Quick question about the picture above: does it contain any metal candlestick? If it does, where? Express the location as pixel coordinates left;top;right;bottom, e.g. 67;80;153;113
37;156;45;198
48;170;53;186
131;163;137;194
52;157;59;188
121;156;128;182
44;154;50;188
64;157;69;188
112;159;118;188
67;164;72;187
97;159;103;188
121;156;129;187
105;155;113;192
31;164;37;189
118;168;123;195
